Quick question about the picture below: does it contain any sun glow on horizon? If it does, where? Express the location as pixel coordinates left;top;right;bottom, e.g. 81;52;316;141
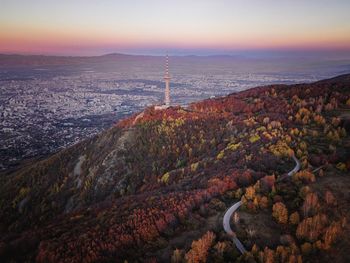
1;0;350;55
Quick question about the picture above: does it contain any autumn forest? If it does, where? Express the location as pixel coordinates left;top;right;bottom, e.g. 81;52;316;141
0;74;350;263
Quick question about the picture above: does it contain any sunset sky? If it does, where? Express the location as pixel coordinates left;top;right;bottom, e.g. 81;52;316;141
1;0;350;56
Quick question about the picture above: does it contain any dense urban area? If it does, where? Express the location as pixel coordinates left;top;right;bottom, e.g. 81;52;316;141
0;54;349;170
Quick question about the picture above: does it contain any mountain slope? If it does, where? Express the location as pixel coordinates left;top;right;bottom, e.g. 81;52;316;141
0;75;350;262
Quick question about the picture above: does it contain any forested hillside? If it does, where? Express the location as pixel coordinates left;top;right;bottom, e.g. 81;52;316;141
0;74;350;263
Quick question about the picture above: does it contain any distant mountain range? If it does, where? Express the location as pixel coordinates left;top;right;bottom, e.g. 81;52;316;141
0;53;138;67
2;52;350;67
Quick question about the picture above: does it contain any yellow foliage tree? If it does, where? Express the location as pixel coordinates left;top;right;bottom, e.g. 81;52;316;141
293;170;315;184
161;172;170;184
216;151;225;160
245;186;256;201
272;202;288;224
191;162;199;172
249;134;261;143
269;141;292;158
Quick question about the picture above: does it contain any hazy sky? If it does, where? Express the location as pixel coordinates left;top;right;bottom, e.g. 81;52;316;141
1;0;350;55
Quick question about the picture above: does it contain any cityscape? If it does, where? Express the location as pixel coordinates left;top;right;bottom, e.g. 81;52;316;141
1;54;349;171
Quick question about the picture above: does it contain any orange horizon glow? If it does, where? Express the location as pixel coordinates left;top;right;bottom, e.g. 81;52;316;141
2;26;350;55
1;0;350;55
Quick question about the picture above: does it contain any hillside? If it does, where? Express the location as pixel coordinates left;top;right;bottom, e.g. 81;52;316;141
0;74;350;263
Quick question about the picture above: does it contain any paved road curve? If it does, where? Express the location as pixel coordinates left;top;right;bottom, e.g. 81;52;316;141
287;155;301;176
222;200;247;253
223;155;301;254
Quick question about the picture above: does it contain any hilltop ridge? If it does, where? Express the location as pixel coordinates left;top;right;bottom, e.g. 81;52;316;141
0;74;350;262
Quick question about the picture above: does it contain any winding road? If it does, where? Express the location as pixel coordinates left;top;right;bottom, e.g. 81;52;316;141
223;155;301;254
222;200;247;253
287;155;301;177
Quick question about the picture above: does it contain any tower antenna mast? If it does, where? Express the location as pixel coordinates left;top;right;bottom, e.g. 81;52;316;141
164;53;171;107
